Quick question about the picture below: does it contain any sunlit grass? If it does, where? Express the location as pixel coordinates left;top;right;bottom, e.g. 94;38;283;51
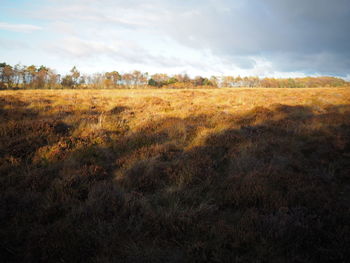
1;87;350;262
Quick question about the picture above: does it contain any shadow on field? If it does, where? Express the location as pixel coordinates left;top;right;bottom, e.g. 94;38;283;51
1;96;350;262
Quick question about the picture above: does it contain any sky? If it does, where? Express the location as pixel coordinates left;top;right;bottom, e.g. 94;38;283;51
0;0;349;78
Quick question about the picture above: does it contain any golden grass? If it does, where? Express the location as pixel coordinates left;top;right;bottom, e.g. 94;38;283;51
2;87;349;130
1;87;350;262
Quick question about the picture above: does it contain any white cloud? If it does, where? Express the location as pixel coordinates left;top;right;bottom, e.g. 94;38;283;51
47;37;120;58
0;22;42;33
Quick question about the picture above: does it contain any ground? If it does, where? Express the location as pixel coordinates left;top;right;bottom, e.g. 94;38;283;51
1;88;350;262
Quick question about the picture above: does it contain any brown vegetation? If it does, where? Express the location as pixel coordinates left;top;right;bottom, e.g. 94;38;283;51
1;88;350;262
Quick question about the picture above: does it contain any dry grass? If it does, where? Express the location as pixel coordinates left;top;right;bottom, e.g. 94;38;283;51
1;88;350;262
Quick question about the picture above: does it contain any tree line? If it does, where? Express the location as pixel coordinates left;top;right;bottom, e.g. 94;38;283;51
0;62;348;89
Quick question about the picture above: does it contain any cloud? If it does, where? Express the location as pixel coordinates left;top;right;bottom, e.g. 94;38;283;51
0;22;42;33
3;0;350;76
45;36;208;71
47;37;120;58
153;0;350;75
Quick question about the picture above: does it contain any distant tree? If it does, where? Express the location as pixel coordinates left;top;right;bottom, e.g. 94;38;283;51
61;75;74;88
203;78;213;86
47;69;60;89
104;73;113;88
222;76;235;87
12;64;23;88
1;61;349;90
193;76;204;86
148;78;158;87
167;77;178;85
26;65;37;88
152;73;169;83
0;63;14;89
247;76;260;87
110;71;121;86
90;73;103;89
104;71;121;88
70;66;80;87
35;66;49;89
122;73;133;87
174;73;190;83
79;75;87;85
149;73;171;87
60;66;81;88
0;63;7;89
131;70;147;88
210;76;219;87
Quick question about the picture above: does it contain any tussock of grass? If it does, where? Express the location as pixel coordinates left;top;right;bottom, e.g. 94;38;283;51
1;88;350;262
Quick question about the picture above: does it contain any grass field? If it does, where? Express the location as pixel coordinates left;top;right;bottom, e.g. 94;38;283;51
1;88;350;262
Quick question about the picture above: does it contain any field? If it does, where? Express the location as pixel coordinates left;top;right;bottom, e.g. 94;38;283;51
1;88;350;262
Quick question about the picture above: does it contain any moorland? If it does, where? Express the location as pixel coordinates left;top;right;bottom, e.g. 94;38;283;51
1;88;350;262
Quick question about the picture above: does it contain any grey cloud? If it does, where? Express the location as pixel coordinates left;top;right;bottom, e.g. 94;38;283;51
155;0;350;75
